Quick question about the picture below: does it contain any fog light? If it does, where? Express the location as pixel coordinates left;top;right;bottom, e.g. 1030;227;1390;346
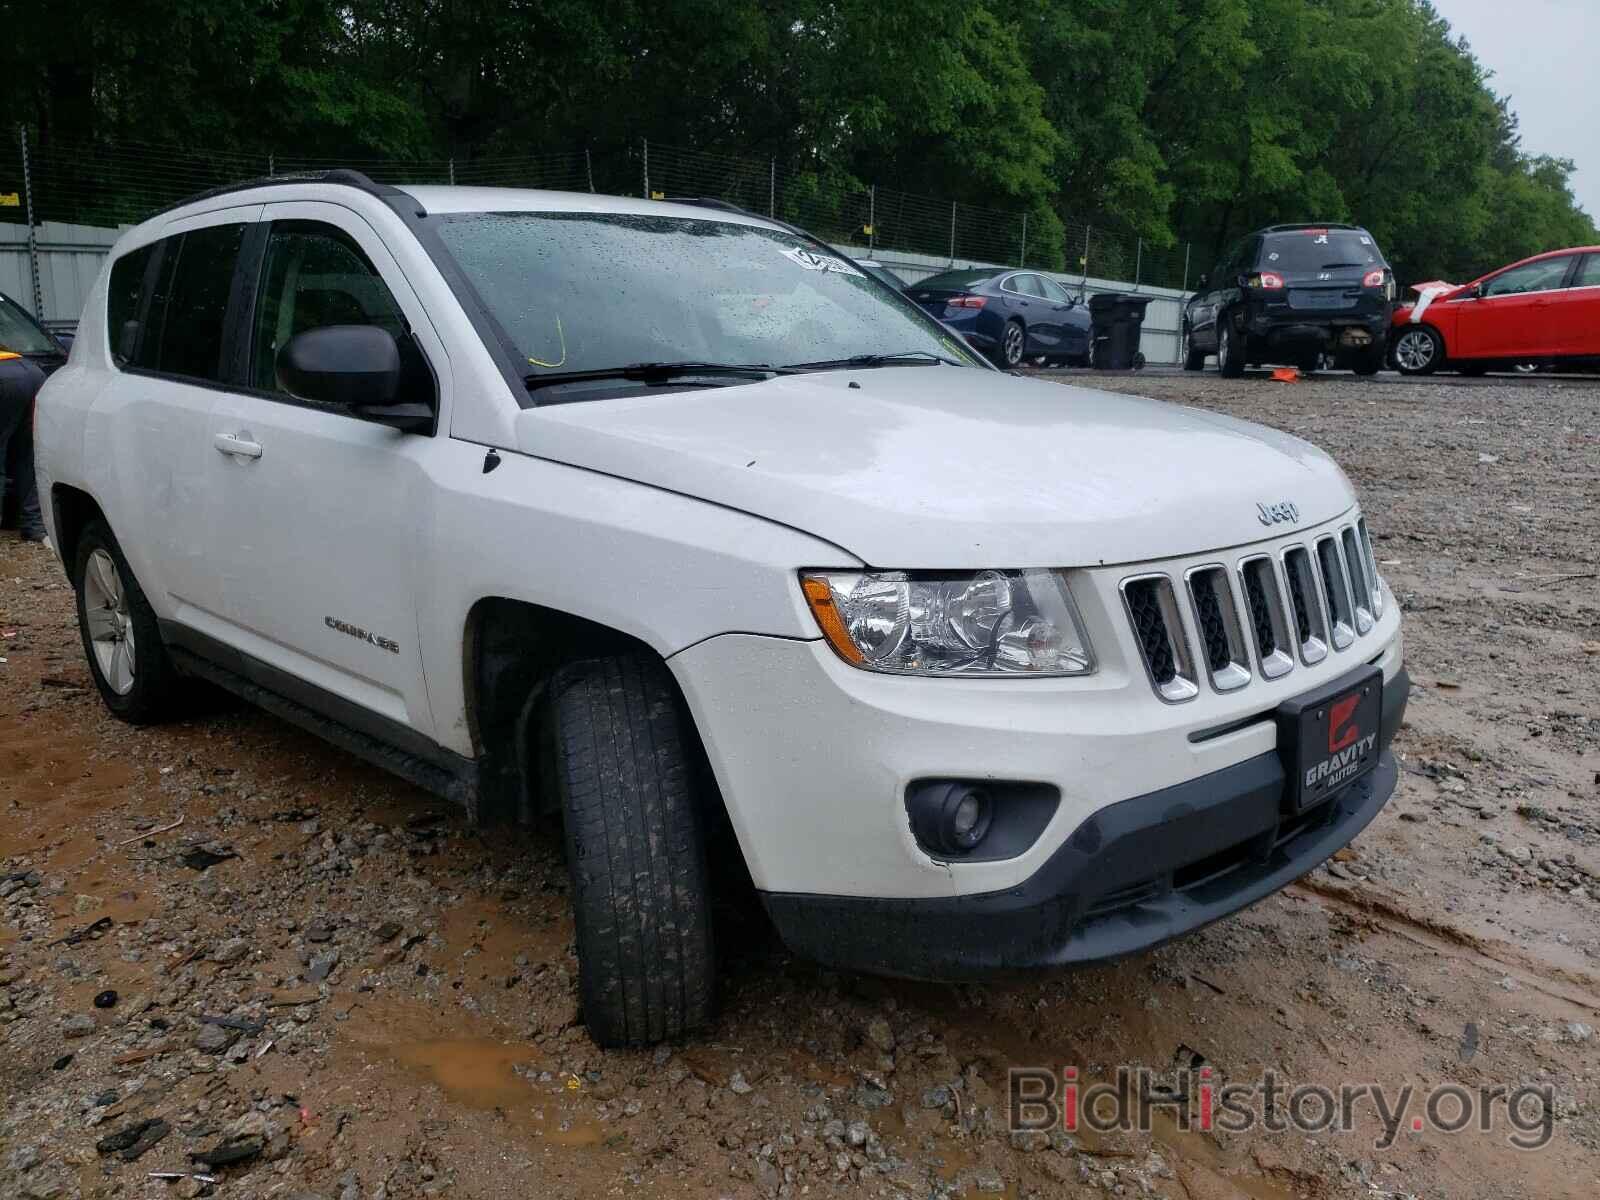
908;781;994;856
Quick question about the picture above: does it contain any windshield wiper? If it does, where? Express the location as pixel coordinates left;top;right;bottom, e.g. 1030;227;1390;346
1319;262;1367;270
523;361;794;391
785;350;968;371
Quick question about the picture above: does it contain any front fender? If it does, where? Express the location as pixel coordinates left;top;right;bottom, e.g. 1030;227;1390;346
416;437;859;757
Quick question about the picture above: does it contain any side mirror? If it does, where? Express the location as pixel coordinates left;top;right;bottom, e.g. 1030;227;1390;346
1467;282;1484;299
276;325;431;432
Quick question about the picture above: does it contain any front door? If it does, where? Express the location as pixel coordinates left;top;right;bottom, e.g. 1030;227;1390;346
1038;276;1085;357
204;204;449;741
998;273;1042;355
1454;255;1575;359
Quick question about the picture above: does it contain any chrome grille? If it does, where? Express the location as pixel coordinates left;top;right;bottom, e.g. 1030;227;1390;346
1186;566;1250;691
1282;546;1329;664
1342;527;1374;633
1121;576;1199;703
1122;522;1380;701
1358;518;1383;618
1316;536;1356;650
1239;556;1294;679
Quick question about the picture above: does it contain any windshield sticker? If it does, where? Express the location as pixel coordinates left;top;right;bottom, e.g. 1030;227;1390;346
1268;252;1280;261
1359;236;1371;245
783;246;864;277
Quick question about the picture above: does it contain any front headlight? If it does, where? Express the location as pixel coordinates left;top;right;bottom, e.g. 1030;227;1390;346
800;570;1095;676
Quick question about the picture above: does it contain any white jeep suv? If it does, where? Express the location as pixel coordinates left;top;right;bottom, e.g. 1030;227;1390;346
35;172;1407;1046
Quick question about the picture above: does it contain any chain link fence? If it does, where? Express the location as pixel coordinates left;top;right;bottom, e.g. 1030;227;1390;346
3;127;1199;360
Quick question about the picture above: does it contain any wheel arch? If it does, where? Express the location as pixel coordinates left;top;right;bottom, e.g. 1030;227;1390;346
49;483;109;571
462;596;728;835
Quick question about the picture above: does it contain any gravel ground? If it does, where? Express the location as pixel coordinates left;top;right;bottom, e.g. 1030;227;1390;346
1;370;1597;1200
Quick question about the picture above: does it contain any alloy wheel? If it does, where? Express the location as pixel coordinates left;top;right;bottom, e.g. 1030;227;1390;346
1003;323;1024;366
1394;329;1436;373
83;548;136;695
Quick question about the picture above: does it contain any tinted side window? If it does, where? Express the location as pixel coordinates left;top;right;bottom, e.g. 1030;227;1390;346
152;223;247;381
1483;256;1572;297
107;244;156;366
251;221;428;405
1570;255;1600;288
1038;276;1073;303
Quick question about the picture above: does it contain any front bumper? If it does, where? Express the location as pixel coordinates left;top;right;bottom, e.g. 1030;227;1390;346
762;666;1407;978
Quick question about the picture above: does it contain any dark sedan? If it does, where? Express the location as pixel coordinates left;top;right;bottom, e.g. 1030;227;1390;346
1;290;68;531
909;268;1091;368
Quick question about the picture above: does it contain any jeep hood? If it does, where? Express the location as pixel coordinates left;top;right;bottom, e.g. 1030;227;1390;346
513;370;1356;568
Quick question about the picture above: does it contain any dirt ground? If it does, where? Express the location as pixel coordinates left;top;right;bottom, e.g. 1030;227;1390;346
2;369;1598;1200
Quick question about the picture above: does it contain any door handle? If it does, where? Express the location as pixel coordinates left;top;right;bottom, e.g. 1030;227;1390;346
214;432;263;459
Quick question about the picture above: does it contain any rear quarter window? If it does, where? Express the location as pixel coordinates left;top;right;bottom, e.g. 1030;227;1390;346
107;245;156;365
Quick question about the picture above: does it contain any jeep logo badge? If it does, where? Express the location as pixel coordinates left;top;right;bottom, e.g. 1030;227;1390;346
1256;501;1301;527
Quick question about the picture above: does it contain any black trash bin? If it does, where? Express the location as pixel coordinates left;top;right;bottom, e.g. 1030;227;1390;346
1088;294;1152;370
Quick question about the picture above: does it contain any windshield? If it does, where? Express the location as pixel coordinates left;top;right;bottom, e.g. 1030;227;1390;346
1259;230;1385;273
435;212;980;396
0;295;59;356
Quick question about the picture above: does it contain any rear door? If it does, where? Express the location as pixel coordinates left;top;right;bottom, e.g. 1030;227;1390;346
1191;239;1247;349
202;203;448;741
86;210;259;624
1454;255;1576;358
1549;254;1600;356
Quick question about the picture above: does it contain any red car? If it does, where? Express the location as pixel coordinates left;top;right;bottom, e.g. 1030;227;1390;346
1390;246;1600;375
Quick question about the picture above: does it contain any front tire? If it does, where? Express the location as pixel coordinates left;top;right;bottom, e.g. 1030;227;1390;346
72;520;185;724
548;654;716;1047
1392;326;1443;375
1216;312;1244;377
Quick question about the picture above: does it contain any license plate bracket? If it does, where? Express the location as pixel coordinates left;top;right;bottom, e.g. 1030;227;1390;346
1275;667;1383;814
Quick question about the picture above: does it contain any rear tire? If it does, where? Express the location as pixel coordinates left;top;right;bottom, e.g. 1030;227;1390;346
998;319;1026;370
1216;313;1245;377
548;653;716;1047
1351;343;1385;376
1392;326;1442;376
1181;324;1205;371
72;520;186;724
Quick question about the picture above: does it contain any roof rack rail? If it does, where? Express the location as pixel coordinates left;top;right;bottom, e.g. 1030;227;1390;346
148;169;425;221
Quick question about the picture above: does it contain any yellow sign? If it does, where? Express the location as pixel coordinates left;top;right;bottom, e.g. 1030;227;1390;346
0;193;20;207
650;190;665;200
862;224;875;236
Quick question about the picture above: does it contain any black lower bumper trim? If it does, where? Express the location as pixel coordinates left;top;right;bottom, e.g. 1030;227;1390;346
762;666;1409;979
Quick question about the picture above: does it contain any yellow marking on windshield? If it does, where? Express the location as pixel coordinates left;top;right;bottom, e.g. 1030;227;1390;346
940;335;976;365
526;315;568;368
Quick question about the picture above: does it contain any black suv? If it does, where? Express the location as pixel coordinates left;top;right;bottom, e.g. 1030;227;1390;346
1181;225;1395;376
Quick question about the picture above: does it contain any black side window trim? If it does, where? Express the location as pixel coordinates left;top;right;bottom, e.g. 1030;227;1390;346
112;224;248;384
111;218;438;436
232;218;440;430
